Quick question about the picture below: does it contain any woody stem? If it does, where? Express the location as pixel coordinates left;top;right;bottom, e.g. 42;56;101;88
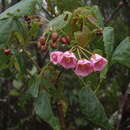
54;70;67;130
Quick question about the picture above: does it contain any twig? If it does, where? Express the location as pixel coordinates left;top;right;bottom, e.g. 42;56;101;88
54;70;64;87
43;50;49;61
39;62;51;76
94;79;102;93
41;6;54;20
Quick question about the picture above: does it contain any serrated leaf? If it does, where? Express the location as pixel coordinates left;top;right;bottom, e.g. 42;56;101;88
112;37;130;68
86;15;98;27
103;27;114;58
74;25;95;47
73;7;101;29
79;80;113;130
34;92;60;130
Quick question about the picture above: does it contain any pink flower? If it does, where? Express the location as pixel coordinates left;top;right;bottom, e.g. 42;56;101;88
50;51;63;65
59;51;77;69
90;54;108;71
74;59;93;77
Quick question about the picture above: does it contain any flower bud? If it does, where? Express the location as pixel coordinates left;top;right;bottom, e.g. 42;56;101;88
51;32;59;42
39;36;46;45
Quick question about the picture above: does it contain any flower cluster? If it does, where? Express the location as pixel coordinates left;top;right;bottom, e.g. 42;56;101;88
50;51;108;77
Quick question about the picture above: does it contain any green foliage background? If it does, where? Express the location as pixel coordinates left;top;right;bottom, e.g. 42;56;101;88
0;0;130;130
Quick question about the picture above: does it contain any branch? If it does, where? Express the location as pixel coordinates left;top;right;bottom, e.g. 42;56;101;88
116;83;130;130
57;101;67;130
54;70;67;130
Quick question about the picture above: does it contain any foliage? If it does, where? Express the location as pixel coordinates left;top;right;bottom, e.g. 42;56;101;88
0;0;130;130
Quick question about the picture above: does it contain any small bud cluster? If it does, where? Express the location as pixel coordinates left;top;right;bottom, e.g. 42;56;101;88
50;51;108;77
37;32;71;52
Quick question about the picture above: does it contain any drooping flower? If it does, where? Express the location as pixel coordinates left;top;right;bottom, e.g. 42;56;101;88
59;51;77;69
50;51;63;65
74;59;93;77
90;53;108;71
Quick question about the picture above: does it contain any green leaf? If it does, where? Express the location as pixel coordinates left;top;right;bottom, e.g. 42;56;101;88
0;0;42;46
0;18;14;45
28;75;41;98
47;11;72;31
112;37;130;68
13;80;22;89
14;51;26;76
0;18;28;45
9;89;20;96
74;25;95;47
93;49;103;55
0;0;42;19
56;0;84;11
29;21;40;39
41;78;56;94
100;65;108;80
29;66;37;75
103;27;114;58
0;50;11;70
34;91;60;130
79;80;113;130
13;18;29;44
91;6;104;28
